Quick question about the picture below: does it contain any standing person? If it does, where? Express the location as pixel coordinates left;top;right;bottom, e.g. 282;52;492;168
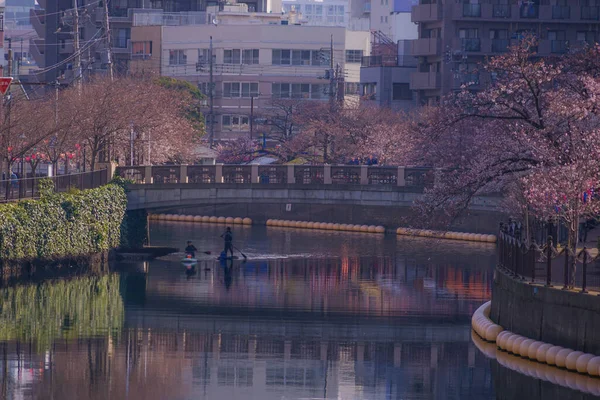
221;227;234;258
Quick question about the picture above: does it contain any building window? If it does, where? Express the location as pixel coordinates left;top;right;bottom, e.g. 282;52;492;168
362;83;377;99
223;82;241;97
113;27;130;48
385;16;388;22
380;16;384;22
272;83;325;99
392;83;412;100
222;115;250;131
132;41;152;58
345;82;360;95
292;50;312;65
273;49;327;66
198;48;215;64
345;50;363;63
169;49;187;65
224;49;241;64
241;82;259;97
242;49;259;64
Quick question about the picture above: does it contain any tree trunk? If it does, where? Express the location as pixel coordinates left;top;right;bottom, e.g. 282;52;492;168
569;218;578;289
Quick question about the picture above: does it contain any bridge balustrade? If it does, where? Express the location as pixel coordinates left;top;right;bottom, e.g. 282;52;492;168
117;166;145;183
222;165;252;184
331;166;361;185
188;165;216;183
258;166;287;184
404;167;434;188
152;166;180;184
367;167;398;185
294;166;325;185
115;165;438;188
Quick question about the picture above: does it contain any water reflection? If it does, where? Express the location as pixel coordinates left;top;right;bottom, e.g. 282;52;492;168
1;225;500;399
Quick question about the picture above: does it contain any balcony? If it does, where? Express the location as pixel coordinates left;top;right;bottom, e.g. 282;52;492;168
581;6;600;20
29;39;45;67
492;4;511;18
550;40;568;54
361;55;397;67
520;4;539;18
461;38;481;52
410;71;440;90
30;9;45;36
411;4;440;23
491;39;509;53
552;5;570;19
462;3;481;17
410;38;441;57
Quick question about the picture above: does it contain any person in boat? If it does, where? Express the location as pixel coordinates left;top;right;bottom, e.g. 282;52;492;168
220;227;234;258
185;241;197;258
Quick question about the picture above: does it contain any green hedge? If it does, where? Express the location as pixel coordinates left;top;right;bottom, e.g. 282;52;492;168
0;274;124;350
0;179;127;261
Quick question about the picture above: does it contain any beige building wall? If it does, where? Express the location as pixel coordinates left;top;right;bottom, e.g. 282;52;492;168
130;25;162;77
161;24;348;140
344;29;370;105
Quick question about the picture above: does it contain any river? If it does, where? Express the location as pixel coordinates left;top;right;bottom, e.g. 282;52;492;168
0;222;593;399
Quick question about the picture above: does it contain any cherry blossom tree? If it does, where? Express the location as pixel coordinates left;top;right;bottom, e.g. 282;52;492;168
403;37;600;287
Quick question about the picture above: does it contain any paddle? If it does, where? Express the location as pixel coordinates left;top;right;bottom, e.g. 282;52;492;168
233;245;247;260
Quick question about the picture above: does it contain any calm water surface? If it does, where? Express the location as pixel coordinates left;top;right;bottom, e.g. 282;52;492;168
0;222;553;399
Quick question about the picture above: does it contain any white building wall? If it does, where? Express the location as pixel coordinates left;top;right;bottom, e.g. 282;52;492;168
390;12;417;42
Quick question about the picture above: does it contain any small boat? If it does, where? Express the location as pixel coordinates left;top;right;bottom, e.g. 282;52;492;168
181;254;198;264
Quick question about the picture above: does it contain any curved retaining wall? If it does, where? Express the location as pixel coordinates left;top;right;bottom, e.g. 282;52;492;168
491;267;600;356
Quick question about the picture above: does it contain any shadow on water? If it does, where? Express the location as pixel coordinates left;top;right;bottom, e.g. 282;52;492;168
0;223;584;399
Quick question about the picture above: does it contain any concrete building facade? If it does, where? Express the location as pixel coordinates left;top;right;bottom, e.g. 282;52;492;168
410;0;600;105
156;21;367;140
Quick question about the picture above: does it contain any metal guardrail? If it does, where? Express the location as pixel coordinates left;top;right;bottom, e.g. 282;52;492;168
498;231;600;293
0;169;108;202
115;165;436;189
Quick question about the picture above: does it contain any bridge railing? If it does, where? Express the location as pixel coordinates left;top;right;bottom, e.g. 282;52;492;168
116;164;438;188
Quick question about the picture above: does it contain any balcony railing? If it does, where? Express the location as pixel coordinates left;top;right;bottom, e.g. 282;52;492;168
551;40;568;54
520;4;539;18
552;5;570;19
581;6;600;20
461;38;481;52
361;55;397;67
491;39;509;53
492;4;510;18
463;3;481;17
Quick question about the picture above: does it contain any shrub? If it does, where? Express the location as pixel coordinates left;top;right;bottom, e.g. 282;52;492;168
0;181;127;261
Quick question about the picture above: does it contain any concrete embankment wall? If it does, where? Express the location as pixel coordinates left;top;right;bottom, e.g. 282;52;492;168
491;268;600;355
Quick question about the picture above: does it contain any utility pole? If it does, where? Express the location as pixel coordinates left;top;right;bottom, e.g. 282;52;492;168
329;34;335;113
6;39;12;77
73;0;82;89
250;96;254;140
103;0;113;80
209;35;214;148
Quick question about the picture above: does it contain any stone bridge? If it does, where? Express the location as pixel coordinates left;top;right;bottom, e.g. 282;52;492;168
117;164;503;232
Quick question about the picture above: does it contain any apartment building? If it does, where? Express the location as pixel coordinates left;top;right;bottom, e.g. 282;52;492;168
158;20;364;140
410;0;600;105
358;0;417;110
